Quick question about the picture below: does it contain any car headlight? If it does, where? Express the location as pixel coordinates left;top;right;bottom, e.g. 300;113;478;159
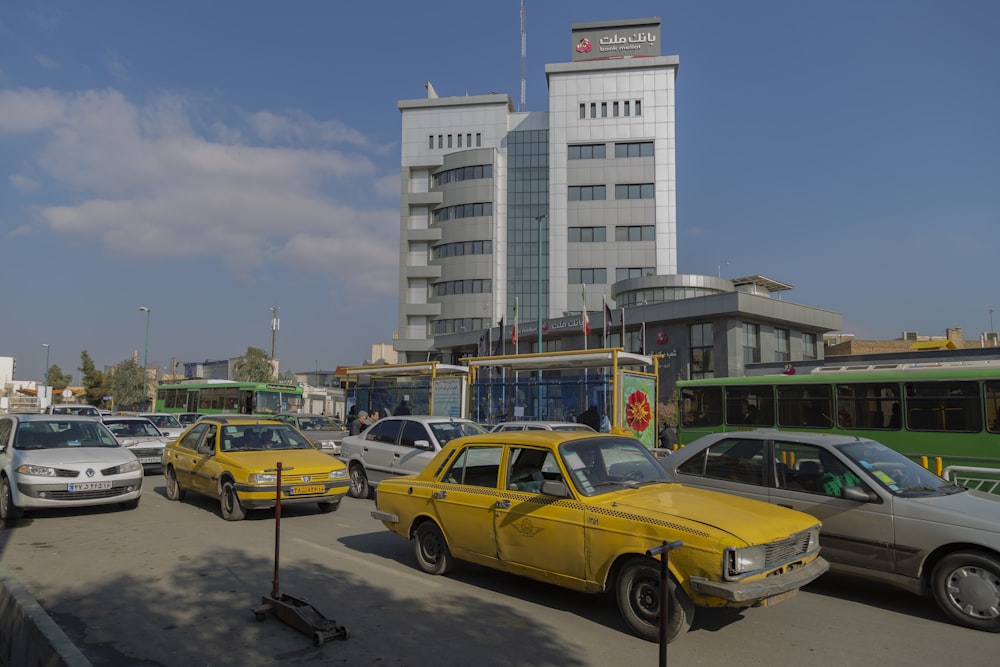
114;460;143;474
727;545;766;577
329;469;347;480
248;472;277;485
317;440;335;448
16;463;57;477
807;527;820;553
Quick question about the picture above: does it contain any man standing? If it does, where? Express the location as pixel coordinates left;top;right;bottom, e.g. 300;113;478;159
350;410;369;435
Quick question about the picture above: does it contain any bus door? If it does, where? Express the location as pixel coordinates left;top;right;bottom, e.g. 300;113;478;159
241;390;253;414
186;390;199;413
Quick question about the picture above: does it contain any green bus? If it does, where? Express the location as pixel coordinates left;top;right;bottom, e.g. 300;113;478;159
155;380;304;416
676;363;1000;488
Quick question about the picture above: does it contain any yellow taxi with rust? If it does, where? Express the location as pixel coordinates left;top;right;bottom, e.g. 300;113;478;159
161;415;349;521
372;431;828;642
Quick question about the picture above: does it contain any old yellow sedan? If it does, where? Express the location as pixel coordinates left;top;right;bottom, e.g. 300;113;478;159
161;415;349;521
372;431;828;642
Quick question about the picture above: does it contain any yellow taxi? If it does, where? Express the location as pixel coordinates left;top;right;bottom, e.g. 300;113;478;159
372;431;828;642
161;415;349;521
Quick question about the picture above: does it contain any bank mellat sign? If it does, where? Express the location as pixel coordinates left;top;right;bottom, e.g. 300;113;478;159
571;17;662;62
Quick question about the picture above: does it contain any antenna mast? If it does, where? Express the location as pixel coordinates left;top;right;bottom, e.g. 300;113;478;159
520;0;526;112
270;306;280;359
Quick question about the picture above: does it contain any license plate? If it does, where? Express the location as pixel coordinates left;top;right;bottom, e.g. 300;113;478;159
138;457;160;463
69;481;112;492
288;484;325;496
762;589;798;607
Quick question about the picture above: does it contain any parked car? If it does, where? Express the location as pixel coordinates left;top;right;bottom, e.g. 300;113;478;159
0;414;143;521
339;415;487;499
161;415;349;521
273;413;347;455
371;430;827;642
490;420;596;433
45;404;102;419
103;416;171;473
138;412;185;439
661;429;1000;632
175;412;204;426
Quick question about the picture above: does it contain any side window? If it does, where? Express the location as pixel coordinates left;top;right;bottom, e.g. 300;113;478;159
0;419;12;448
507;447;559;492
197;425;217;454
399;420;429;448
366;419;402;445
442;446;502;488
177;423;208;451
701;438;765;485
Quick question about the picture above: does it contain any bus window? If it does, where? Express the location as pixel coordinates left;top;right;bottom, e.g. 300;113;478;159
987;381;1000;433
835;383;900;430
680;387;723;428
724;386;774;426
776;385;833;429
905;381;980;432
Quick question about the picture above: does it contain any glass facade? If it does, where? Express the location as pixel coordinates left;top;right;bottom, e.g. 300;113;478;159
506;128;549;352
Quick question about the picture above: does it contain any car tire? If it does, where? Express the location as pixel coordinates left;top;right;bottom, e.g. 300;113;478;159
220;480;246;521
414;522;453;575
164;466;186;501
616;557;694;643
317;501;340;513
348;464;370;499
931;551;1000;632
1;475;25;522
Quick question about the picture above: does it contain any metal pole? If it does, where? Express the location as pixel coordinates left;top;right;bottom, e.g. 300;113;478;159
42;344;50;405
271;462;284;599
536;213;546;419
139;307;150;408
647;539;683;667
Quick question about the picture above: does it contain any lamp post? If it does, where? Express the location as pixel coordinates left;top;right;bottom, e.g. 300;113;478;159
41;343;50;407
139;306;151;408
535;213;547;420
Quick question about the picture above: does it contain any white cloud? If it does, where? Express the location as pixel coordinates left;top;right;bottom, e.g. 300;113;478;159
1;87;400;297
9;173;40;191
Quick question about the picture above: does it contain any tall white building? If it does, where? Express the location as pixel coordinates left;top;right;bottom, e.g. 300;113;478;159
396;18;676;363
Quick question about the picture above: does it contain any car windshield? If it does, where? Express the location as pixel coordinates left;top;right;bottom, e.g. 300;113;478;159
837;440;960;496
221;424;315;451
145;414;182;429
105;420;162;437
428;420;487;445
53;406;98;417
298;416;342;431
15;421;120;449
560;436;670;496
177;414;202;425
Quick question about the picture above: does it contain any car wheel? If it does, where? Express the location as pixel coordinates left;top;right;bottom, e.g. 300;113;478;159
616;557;694;643
164;466;186;501
317;501;340;513
119;498;140;510
348;464;370;499
414;522;453;575
220;480;246;521
931;551;1000;632
1;476;25;522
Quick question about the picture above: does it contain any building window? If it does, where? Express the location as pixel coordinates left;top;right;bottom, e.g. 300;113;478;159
615;225;655;241
428;136;434;149
616;267;655;281
624;101;630;116
568;144;606;160
447;135;453;148
614;184;655;200
690;323;714;379
432;202;494;223
635;100;641;116
803;333;818;360
568;226;607;243
433;164;494;187
568;268;608;284
775;328;790;362
614;141;654;158
437;135;443;149
467;133;472;146
579;104;586;119
568;185;607;201
601;102;607;118
476;133;481;147
457;134;463;148
434;279;493;297
590;103;596;119
613;101;619;117
743;323;761;364
433;240;492;259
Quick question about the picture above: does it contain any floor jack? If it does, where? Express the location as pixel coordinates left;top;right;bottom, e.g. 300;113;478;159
252;462;349;646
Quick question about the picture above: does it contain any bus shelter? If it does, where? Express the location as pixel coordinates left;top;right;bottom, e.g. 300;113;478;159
462;348;660;447
342;362;470;419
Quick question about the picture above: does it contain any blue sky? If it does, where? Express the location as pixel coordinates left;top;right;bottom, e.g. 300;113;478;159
2;1;998;382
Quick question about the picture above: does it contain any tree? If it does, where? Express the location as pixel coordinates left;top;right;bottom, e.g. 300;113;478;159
233;346;275;383
276;369;298;384
78;350;107;407
109;359;147;411
46;365;73;392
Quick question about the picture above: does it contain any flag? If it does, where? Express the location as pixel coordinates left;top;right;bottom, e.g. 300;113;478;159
477;331;488;357
493;316;504;356
620;307;626;347
603;297;613;347
581;285;590;335
511;299;518;346
639;322;646;355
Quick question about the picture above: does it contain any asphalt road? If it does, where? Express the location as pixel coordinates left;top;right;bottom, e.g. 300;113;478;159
0;473;995;667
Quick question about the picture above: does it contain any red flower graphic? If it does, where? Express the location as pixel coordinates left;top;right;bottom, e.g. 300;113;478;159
576;37;592;53
625;390;652;432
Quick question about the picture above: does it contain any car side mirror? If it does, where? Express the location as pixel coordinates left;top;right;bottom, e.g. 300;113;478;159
414;439;434;451
841;485;876;503
540;480;569;497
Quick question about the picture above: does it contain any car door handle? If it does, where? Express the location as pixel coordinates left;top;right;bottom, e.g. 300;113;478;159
495;499;511;509
433;491;447;500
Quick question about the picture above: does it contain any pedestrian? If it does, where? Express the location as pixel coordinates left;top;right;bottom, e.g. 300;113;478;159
600;412;611;432
350;410;368;435
395;397;412;415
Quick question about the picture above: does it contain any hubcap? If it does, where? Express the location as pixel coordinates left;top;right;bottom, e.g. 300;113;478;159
945;565;1000;619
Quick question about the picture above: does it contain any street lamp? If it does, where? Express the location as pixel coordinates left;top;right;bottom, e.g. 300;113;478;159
535;214;547;350
139;306;151;408
41;343;50;407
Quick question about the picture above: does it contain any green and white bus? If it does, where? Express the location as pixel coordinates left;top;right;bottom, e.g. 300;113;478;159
676;362;1000;490
155;380;303;416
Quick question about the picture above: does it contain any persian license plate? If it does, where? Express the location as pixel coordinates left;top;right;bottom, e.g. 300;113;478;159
69;481;112;492
288;484;325;496
762;589;798;607
138;457;160;463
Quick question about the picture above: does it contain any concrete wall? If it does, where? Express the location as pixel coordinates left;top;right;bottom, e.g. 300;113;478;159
0;565;91;667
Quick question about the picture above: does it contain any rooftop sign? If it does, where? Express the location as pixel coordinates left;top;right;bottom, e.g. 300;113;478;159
571;17;661;62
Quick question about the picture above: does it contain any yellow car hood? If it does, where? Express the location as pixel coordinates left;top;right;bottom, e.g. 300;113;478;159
218;449;342;471
603;483;817;545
